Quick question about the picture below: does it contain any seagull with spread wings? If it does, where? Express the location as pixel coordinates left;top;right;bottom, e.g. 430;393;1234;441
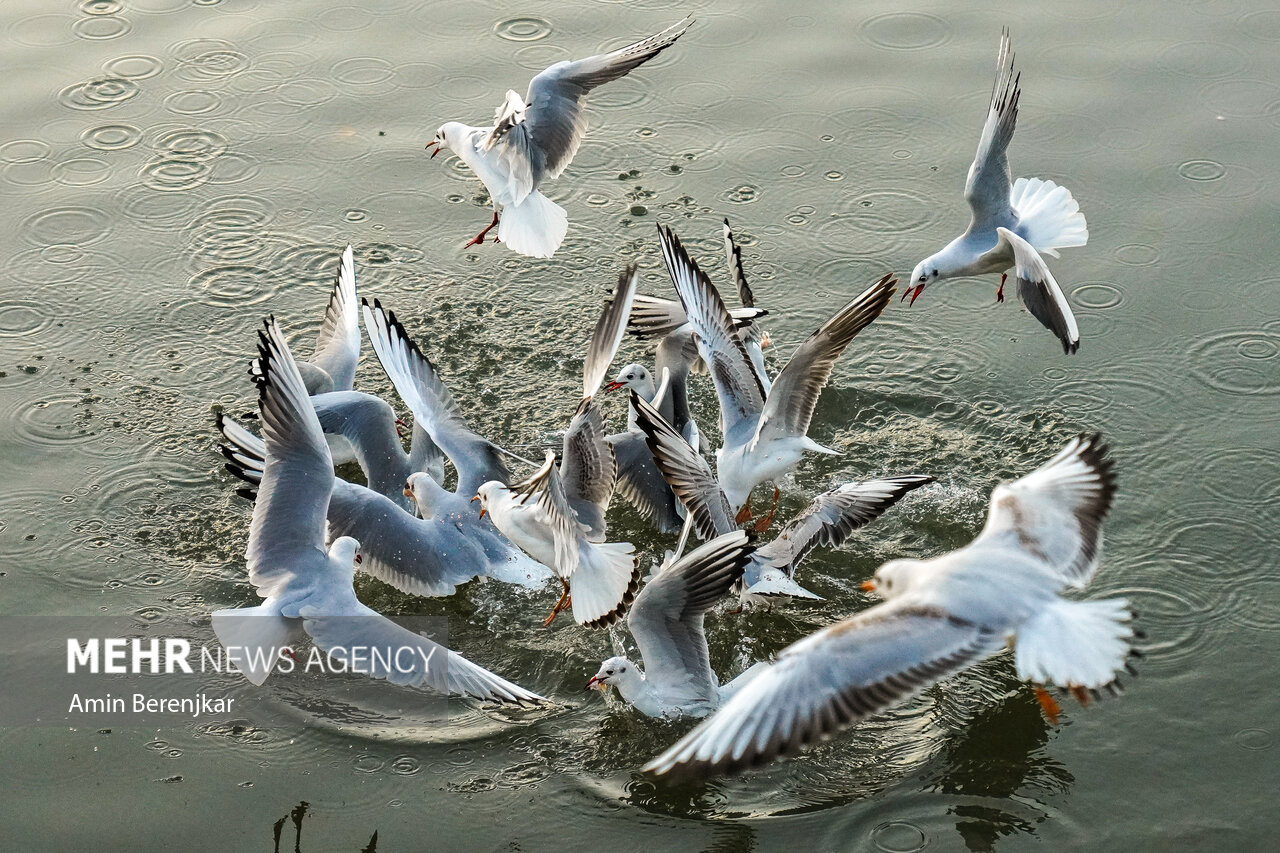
427;18;692;258
906;30;1089;354
211;317;544;705
657;223;895;527
645;434;1135;779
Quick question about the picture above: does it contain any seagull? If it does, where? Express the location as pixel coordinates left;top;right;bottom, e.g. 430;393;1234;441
587;531;770;718
644;434;1135;779
906;30;1089;354
658;223;895;525
603;329;701;533
631;389;932;597
475;268;642;626
427;17;693;258
211;317;544;705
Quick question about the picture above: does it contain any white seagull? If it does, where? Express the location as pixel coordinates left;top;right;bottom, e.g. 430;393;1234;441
427;17;693;258
644;434;1134;779
475;269;642;626
586;531;769;718
906;30;1089;354
658;223;895;525
211;317;544;705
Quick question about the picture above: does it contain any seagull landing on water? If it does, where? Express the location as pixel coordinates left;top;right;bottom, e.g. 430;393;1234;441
426;17;693;259
644;434;1137;780
906;29;1089;354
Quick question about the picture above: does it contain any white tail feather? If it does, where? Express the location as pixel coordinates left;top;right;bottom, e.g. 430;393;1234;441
211;603;300;686
570;541;636;626
1011;177;1088;256
1014;597;1132;688
744;567;823;601
497;191;568;259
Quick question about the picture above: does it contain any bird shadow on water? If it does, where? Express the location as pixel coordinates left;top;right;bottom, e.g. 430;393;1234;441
270;801;378;853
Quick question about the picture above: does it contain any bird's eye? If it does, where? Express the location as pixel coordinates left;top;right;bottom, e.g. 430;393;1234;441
606;669;614;676
931;269;938;277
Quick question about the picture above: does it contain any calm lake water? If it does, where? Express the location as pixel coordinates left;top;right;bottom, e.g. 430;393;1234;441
2;0;1277;850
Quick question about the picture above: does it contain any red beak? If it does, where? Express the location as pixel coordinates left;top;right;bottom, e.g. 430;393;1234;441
427;142;441;159
585;675;602;691
860;580;877;592
603;380;625;392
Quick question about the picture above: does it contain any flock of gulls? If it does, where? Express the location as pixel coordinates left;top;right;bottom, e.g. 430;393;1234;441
210;20;1137;781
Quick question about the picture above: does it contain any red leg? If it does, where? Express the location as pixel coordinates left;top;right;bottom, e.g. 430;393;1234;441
1034;686;1062;726
734;494;753;525
464;210;500;249
996;272;1007;303
753;486;781;533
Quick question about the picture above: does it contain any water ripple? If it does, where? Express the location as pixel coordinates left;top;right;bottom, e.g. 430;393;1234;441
859;12;952;51
1188;327;1280;396
82;123;142;150
72;15;131;40
21;206;112;247
494;17;552;42
188;264;283;309
102;54;163;79
58;77;139;111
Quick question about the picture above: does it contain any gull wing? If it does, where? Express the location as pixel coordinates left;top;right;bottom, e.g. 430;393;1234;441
583;265;639;399
629;531;754;709
993;227;1080;354
644;602;1001;779
509;450;582;576
310;245;361;392
560;397;617;540
964;29;1020;232
659;224;765;437
245;318;335;598
363;299;513;495
484;18;692;186
973;433;1116;587
631;390;736;542
752;274;895;449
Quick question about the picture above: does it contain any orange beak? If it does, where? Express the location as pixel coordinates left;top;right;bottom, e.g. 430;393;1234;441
403;487;414;499
471;494;486;518
860;580;877;592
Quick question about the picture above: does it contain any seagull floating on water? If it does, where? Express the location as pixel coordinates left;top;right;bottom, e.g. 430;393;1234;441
587;530;770;718
906;29;1089;354
211;317;545;705
427;18;693;258
644;434;1135;779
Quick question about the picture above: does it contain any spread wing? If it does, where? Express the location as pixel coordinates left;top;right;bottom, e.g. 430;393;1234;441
300;598;544;704
659;224;765;437
752;275;895;449
993;227;1080;354
559;397;617;540
246;318;334;598
631;390;736;542
629;531;754;709
973;433;1116;588
964;29;1020;231
310;245;361;392
608;429;683;533
752;476;935;576
363;299;513;495
643;602;1002;779
483;18;692;186
583;265;639;399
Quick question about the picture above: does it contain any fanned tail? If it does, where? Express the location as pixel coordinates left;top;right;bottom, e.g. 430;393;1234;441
497;191;568;259
1011;177;1088;257
570;541;640;628
1014;596;1133;689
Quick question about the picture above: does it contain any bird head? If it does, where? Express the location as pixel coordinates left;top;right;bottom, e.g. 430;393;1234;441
329;536;362;572
862;558;925;600
605;363;651;394
587;656;635;691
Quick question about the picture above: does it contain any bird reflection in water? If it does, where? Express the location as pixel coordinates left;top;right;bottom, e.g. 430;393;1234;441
271;801;378;853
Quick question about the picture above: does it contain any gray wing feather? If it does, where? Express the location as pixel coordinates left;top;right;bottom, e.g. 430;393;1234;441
310;246;361;392
644;603;1002;779
964;29;1020;231
560;397;617;540
994;228;1080;354
658;224;766;437
502;18;692;184
629;531;753;707
246;318;334;598
510;450;582;575
583;266;639;399
363;299;513;494
631;390;736;542
752;275;895;449
608;430;683;534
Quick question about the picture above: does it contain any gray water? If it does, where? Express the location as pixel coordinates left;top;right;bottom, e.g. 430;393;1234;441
1;0;1277;850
